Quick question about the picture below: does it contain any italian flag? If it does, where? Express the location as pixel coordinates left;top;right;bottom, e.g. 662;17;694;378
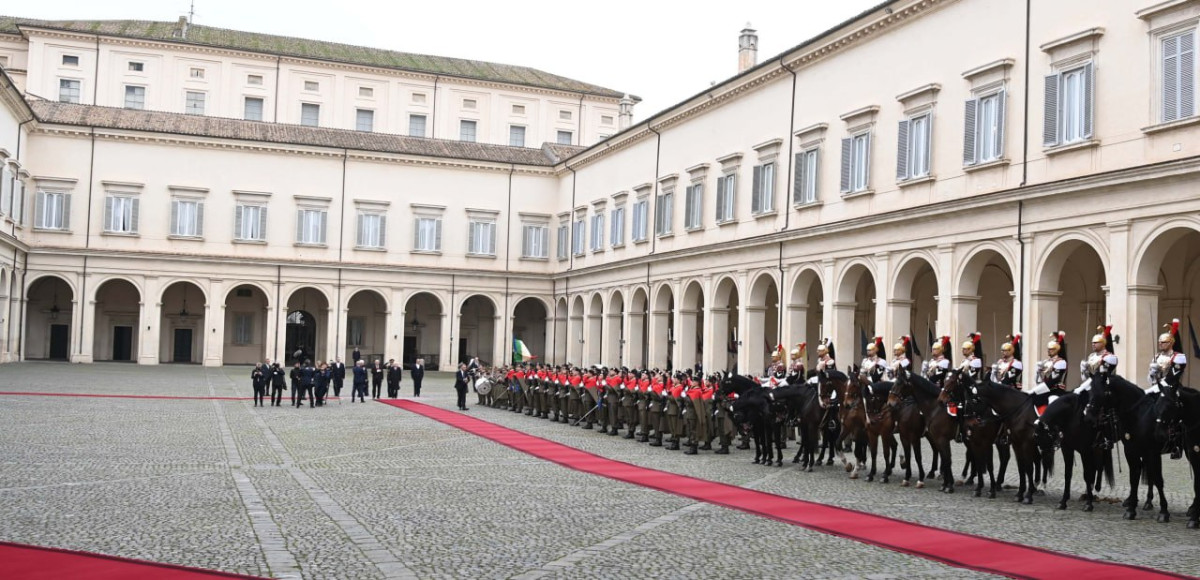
513;339;536;363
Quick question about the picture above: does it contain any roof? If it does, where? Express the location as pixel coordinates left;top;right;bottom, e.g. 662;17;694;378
0;15;630;100
30;100;559;166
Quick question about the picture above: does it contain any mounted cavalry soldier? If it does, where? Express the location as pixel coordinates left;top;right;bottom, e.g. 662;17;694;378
814;338;836;376
958;332;984;384
923;335;952;387
861;336;888;384
888;336;912;382
992;334;1024;389
1031;331;1068;416
1078;325;1118;392
1150;319;1188;400
766;344;787;386
788;342;807;385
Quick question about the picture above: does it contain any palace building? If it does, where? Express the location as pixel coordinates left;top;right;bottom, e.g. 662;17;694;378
0;0;1197;390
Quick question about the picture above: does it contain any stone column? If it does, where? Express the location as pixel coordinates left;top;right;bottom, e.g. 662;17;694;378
874;252;891;345
951;294;982;345
76;273;94;363
140;276;160;365
1106;220;1132;371
493;314;505;366
936;244;955;338
605;311;623;367
1128;285;1163;389
441;312;453;370
821;258;837;347
678;308;699;371
205;279;224;366
832;301;857;367
705;306;730;374
627;307;645;369
1028;290;1062;383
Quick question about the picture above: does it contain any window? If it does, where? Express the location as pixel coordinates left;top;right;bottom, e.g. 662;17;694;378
751;163;775;213
58;79;81;103
414;217;442;252
556;130;573;145
509;125;526;147
296;209;327;245
128;61;144;72
359;86;374;98
235;205;267;241
0;168;10;216
522;224;548;258
185;91;206;115
964;91;1005;165
412;92;427;104
601;115;614;126
301;103;320;127
468;221;496;256
512;104;526;115
460;120;477;142
840;132;872;194
794;149;818;204
1162;31;1195;123
463;98;477;109
590;213;605;251
244;97;264;121
409;114;427;137
654;191;673;236
556;223;569;260
304;80;319;91
62;55;79;66
356;212;386;249
896;113;932;181
559;110;573;121
189;67;205;79
13;179;24;225
632;199;649;242
247;74;263;86
233;314;254;345
356;109;374;132
170;199;204;237
34;191;70;230
104;195;139;234
572;217;585;256
1044;63;1094;147
610;206;625;247
716;174;736;222
124;85;145;110
684;184;703;230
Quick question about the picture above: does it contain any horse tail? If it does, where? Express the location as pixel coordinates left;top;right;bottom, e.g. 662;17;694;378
1040;436;1055;478
1101;447;1115;489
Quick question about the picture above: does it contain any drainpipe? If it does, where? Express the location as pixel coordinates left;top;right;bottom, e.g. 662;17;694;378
16;248;27;359
576;93;585;145
92;35;100;105
77;127;97;358
274;265;282;362
566;163;578;271
504;163;515;363
431;76;441;139
778;242;785;350
334;268;342;361
647;124;662;255
273;56;282;122
780;56;798;232
449;273;456;366
337;149;348;262
1017;0;1031;338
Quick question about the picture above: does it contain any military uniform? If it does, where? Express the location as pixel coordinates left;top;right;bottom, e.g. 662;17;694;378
648;375;666;447
1077;327;1118;392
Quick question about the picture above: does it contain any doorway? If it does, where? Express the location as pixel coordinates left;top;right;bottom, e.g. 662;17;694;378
174;328;194;363
49;324;69;360
112;326;134;361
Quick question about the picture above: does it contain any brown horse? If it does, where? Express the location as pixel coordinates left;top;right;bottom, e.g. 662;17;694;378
863;379;898;483
887;368;927;488
941;370;1006;498
890;366;957;493
820;367;867;479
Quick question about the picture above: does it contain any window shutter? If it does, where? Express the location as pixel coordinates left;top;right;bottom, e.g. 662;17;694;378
170;200;180;235
468;222;477;253
995;91;1007;154
378;215;386;247
1182;32;1196;118
414;219;422;249
104;196;114;231
296;210;304;243
130;198;140;233
863;133;872;188
196;202;204;237
258;207;267;240
839;137;852;193
35;191;45;228
1043;73;1059;146
751;165;762;213
963;99;978;165
793;152;806;204
356;213;365;246
234;206;243;239
1082;62;1095;138
896;119;910;180
1165;34;1181;122
61;194;71;230
434;219;442;250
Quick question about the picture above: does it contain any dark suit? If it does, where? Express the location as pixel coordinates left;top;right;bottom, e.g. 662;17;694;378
298;365;316;407
351;365;368;402
455;369;469;410
370;364;384;399
411;364;425;396
352;349;362;364
386;364;403;398
331;362;346;397
270;365;287;406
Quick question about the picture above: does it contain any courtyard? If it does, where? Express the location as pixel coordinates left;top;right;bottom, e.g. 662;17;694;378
0;363;1197;579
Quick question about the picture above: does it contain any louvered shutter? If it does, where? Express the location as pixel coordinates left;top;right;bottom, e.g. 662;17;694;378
414;219;422;249
793;152;806;204
862;133;871;189
61;194;70;230
130;198;139;233
170;200;180;235
1043;73;1059;146
468;222;477;254
318;211;327;245
1082;62;1095;138
196;202;204;237
257;207;267;240
1165;34;1181;122
296;210;304;243
356;213;365;246
378;215;386;247
434;219;442;251
751;165;762;213
963;99;978;165
995;90;1007;154
35;191;45;228
1182;33;1195;119
104;196;114;232
896;119;910;180
234;206;244;239
839;137;852;193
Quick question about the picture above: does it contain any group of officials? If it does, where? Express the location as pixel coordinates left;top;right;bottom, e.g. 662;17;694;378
249;352;427;406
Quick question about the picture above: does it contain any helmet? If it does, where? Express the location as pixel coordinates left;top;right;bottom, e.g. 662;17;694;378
1047;331;1065;358
893;341;905;356
1092;325;1114;351
790;342;806;360
931;340;944;355
771;349;781;361
866;341;879;355
816;343;828;354
1162;319;1182;353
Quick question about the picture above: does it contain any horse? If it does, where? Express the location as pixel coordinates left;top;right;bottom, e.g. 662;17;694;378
888;366;937;489
820;367;867;479
964;374;1051;504
862;379;898;483
1084;372;1170;522
721;374;782;466
941;370;1006;498
1154;387;1200;528
1038;392;1113;512
768;383;822;471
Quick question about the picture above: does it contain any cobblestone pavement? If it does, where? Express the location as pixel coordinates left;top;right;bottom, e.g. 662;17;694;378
0;362;1196;579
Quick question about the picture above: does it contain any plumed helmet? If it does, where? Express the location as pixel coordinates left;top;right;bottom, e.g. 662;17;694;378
790;342;806;360
1092;325;1114;351
1161;319;1183;354
1047;330;1065;359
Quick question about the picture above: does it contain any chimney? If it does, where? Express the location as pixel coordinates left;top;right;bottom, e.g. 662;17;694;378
618;94;635;130
175;16;189;39
738;23;758;73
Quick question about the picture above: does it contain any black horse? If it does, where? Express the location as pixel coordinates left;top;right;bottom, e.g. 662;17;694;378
769;383;823;471
942;370;1008;498
1085;373;1170;521
721;374;782;466
1038;392;1113;512
1154;387;1200;528
966;374;1052;504
891;367;956;492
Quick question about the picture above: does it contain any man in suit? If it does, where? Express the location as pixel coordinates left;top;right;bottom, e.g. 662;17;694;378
455;362;470;411
411;358;425;397
370;359;385;399
386;359;403;398
351;360;368;403
297;359;316;408
331;357;346;398
352;347;362;366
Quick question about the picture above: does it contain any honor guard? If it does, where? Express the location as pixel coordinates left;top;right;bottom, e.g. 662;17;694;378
1149;319;1188;400
923;336;952;387
888;336;912;381
1031;331;1068;416
815;339;836;374
992;334;1024;389
788;342;807;385
766;344;787;386
861;336;888;383
1078;325;1118;392
959;332;984;384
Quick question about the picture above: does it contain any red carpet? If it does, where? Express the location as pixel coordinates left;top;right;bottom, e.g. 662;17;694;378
380;399;1192;580
1;541;268;579
0;392;343;402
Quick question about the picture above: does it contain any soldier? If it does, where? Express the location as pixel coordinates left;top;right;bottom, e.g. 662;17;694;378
861;336;888;383
923;336;952;388
813;338;837;378
558;366;572;423
1077;325;1118;392
958;332;985;384
635;370;651;442
620;369;637;438
1149;319;1188;401
648;371;666;447
888;336;912;382
766;345;787;386
788;342;807;385
699;374;716;451
991;334;1023;389
713;372;736;454
568;368;584;425
665;373;685;450
1031;331;1068;416
684;375;704;455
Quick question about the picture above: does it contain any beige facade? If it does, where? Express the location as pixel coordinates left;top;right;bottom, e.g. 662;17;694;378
0;0;1198;387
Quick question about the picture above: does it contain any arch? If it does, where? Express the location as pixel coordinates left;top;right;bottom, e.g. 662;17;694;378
890;252;938;301
26;273;78;297
93;278;142;362
585;292;604;365
25;275;75;361
627;286;650;368
158;278;210;305
649;283;675;369
455;292;499;318
459;294;498;366
513;296;549;364
347;287;391;313
787;265;825;368
605;289;626;367
568;294;587;364
1129;222;1200;388
680;280;705;370
346;289;388;365
956;242;1018;297
835;260;877;303
224;283;270;365
284;285;332;310
747;272;781;373
285;287;330;364
1032;235;1108;387
1033;231;1111;293
512;294;553;317
403;290;446;314
160;280;207;364
223;281;274;309
405;291;445;369
1132;220;1200;286
553;296;569;365
889;253;938;365
91;275;145;302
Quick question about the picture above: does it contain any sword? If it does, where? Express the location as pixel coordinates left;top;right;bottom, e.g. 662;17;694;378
573;401;601;426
